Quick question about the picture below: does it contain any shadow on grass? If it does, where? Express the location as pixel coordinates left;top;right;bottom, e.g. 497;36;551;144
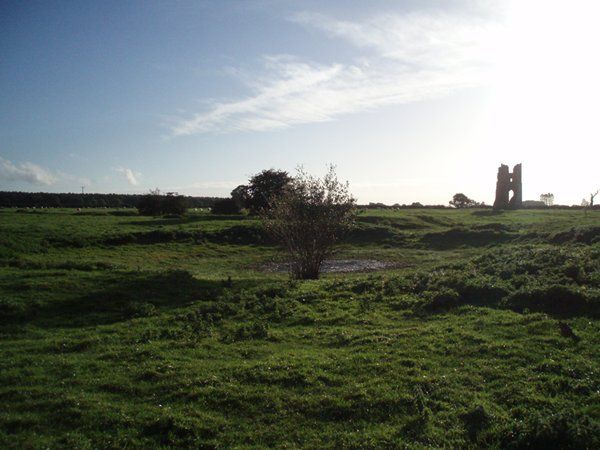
471;210;505;217
47;225;272;248
415;214;458;227
356;216;428;230
0;270;256;328
76;210;139;217
420;228;517;250
345;225;407;246
125;214;248;227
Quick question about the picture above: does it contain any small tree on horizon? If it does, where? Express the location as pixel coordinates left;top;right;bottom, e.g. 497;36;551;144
137;189;187;216
449;193;477;208
262;166;356;280
162;193;188;216
246;169;292;213
590;190;599;207
230;184;250;210
137;188;163;216
540;193;554;206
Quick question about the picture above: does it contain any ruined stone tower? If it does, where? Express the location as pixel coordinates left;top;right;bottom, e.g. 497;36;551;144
493;163;522;210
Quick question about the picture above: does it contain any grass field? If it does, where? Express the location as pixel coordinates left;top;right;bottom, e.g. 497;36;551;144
1;207;599;448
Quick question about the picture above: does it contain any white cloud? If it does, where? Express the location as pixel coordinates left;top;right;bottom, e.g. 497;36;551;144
172;9;504;136
0;156;58;185
114;167;141;186
292;11;500;69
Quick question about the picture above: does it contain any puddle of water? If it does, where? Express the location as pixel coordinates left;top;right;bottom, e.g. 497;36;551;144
264;259;397;273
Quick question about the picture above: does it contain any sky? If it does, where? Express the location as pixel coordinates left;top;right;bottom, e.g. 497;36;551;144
1;0;598;205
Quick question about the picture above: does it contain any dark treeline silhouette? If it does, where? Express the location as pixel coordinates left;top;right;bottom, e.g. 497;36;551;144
0;191;223;209
2;191;595;211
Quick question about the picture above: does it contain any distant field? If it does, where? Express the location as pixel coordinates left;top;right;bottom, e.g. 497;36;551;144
1;208;599;448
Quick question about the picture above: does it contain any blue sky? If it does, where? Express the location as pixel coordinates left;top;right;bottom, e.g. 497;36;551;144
1;0;598;204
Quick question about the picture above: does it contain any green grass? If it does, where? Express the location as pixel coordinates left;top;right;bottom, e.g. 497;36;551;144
0;207;599;448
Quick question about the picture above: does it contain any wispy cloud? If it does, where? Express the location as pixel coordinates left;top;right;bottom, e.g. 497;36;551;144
114;167;141;186
172;9;503;136
0;156;58;185
292;11;500;69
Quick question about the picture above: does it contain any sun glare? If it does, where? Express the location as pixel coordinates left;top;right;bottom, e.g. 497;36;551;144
483;0;600;202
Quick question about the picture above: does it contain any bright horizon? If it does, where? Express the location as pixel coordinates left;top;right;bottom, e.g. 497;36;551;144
1;0;598;205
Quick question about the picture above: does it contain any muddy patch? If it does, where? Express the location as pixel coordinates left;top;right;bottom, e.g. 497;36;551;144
264;259;399;273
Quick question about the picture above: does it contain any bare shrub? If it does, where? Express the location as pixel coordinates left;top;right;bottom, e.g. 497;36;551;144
262;166;356;279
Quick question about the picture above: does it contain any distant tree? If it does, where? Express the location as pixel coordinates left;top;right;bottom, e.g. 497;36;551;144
137;188;163;216
246;169;291;213
449;193;477;208
590;190;599;207
137;189;187;216
162;193;188;216
211;198;242;215
523;200;546;208
262;166;356;280
540;193;554;206
581;198;590;207
230;184;250;210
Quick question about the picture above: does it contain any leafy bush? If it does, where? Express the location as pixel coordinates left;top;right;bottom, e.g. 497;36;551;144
262;166;356;279
137;190;188;216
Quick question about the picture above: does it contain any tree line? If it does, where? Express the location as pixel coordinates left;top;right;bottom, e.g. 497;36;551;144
0;191;222;209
